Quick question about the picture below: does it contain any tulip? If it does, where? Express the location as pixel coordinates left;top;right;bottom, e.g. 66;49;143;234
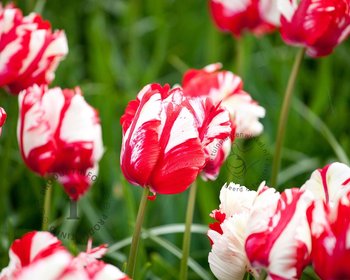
209;0;280;37
278;0;350;57
121;83;232;277
182;63;265;182
0;231;129;280
18;85;103;200
182;63;265;137
208;182;279;280
120;83;232;194
0;4;68;94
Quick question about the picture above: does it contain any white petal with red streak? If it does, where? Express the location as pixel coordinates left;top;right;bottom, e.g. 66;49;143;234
19;86;64;158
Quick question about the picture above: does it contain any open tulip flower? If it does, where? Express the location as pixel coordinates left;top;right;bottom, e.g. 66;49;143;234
208;182;280;280
18;84;103;200
120;83;232;194
0;107;7;135
209;0;280;37
0;4;68;94
0;231;129;280
245;187;314;280
278;0;350;57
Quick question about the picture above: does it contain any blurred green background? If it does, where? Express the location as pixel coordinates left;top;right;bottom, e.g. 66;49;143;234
1;0;350;279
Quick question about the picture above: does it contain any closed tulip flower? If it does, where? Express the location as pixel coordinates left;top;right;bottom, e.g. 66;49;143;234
0;4;68;94
278;0;350;57
120;83;232;194
18;85;103;200
209;0;280;37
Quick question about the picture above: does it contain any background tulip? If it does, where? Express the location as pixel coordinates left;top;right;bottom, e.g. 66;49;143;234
0;4;68;94
278;0;350;57
209;0;280;37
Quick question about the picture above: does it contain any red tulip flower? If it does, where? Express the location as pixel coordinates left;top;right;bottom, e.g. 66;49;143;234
120;83;232;194
279;0;350;57
0;4;68;94
0;231;129;280
18;85;103;200
209;0;280;37
0;107;6;135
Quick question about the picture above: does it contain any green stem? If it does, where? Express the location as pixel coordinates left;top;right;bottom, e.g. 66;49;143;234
271;48;305;187
34;0;46;13
126;187;149;277
179;181;198;280
42;185;52;231
235;38;245;76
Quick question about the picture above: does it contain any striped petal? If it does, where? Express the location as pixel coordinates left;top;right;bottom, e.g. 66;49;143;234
246;188;313;279
301;162;350;207
307;194;350;279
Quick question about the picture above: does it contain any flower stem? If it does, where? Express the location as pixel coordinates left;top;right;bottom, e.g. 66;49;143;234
42;185;52;231
179;181;198;280
235;37;245;75
126;187;149;277
271;48;305;187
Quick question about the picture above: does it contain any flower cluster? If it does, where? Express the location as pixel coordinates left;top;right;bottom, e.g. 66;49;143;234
0;4;103;201
209;0;350;57
208;162;350;279
120;64;265;192
0;231;129;280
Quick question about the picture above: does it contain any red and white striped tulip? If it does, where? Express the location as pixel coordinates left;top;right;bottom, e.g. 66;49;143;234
208;182;279;280
301;162;350;207
209;0;280;37
0;231;129;280
245;188;313;280
0;107;7;135
120;83;232;194
278;0;350;57
182;63;265;137
0;4;68;94
182;64;265;180
18;85;103;200
307;192;350;279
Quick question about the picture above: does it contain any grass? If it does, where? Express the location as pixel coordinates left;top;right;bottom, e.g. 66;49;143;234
1;0;350;279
